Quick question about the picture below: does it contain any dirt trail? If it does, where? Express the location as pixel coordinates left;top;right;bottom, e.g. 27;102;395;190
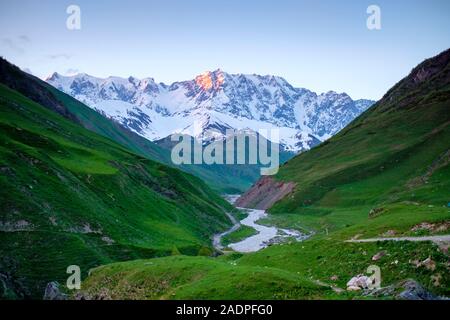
346;235;450;244
212;211;239;251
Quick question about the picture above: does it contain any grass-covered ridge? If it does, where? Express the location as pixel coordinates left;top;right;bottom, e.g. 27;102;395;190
0;83;235;299
77;255;336;300
261;49;450;238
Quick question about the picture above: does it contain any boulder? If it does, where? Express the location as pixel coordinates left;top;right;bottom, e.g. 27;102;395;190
414;256;436;271
396;280;439;300
43;281;67;300
372;251;386;261
369;279;446;300
346;275;371;290
347;286;361;291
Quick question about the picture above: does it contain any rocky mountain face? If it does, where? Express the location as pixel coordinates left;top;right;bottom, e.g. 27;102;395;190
46;70;374;152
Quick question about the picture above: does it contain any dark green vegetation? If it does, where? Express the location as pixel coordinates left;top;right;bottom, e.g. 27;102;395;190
0;67;237;298
266;49;450;237
78;50;450;299
155;134;295;194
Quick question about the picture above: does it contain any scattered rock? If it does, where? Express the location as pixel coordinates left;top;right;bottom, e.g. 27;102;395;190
101;236;115;245
431;273;442;287
411;256;437;271
372;251;386;261
438;243;449;255
369;207;385;218
410;259;420;267
75;288;116;300
346;275;372;290
74;292;88;300
0;220;33;232
68;223;102;234
396;279;439;300
49;216;57;226
330;275;339;281
43;282;67;300
351;234;362;240
347;286;361;291
370;279;444;300
381;229;396;237
411;221;450;234
421;257;436;271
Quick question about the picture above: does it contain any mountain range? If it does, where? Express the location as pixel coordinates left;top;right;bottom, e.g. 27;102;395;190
46;70;374;152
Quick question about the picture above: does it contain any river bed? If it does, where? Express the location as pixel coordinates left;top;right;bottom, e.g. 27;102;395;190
215;195;309;253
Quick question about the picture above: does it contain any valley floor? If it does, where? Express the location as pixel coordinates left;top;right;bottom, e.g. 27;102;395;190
75;200;450;300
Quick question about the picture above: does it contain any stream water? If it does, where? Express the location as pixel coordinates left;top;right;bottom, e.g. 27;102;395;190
214;195;309;253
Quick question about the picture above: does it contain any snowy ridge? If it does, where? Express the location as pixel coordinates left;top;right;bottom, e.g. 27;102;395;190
46;70;374;152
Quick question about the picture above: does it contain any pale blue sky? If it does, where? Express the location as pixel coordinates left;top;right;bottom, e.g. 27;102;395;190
0;0;449;100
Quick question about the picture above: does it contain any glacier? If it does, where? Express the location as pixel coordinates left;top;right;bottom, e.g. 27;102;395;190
46;69;374;152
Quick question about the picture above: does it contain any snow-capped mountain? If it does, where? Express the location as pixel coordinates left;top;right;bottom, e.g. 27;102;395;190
46;69;374;152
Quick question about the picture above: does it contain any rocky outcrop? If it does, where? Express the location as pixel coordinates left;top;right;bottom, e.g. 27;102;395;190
369;279;446;300
235;176;296;210
43;282;67;300
376;48;450;111
346;275;372;291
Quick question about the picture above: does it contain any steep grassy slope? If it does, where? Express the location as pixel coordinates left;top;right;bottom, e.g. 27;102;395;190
239;49;450;237
232;49;450;297
0;84;235;299
155;134;295;193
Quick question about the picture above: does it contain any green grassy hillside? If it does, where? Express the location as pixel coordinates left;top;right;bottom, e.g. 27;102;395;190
262;50;450;238
77;237;449;299
0;83;235;299
76;255;335;300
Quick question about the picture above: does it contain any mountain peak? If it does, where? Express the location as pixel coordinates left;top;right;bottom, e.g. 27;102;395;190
195;69;225;91
378;48;450;111
45;71;61;81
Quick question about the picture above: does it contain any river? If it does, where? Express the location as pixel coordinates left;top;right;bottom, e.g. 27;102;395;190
214;195;309;253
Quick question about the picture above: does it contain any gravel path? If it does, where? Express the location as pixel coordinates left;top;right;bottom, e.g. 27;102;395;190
346;234;450;244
